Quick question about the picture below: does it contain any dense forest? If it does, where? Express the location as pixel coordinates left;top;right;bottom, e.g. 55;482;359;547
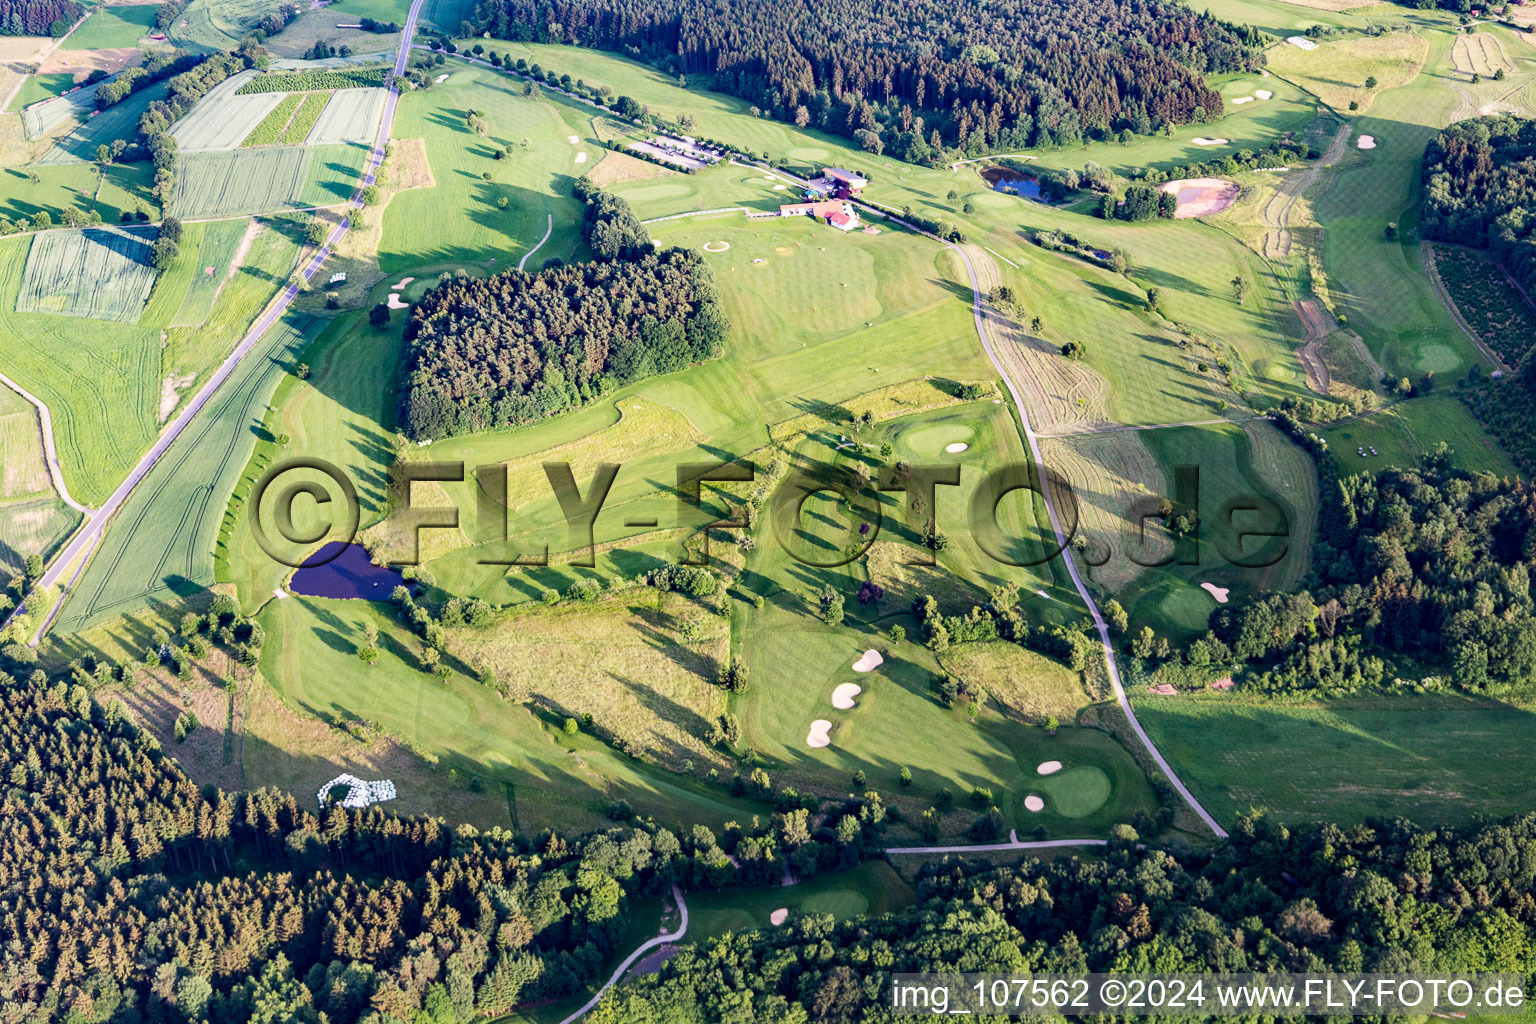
471;0;1264;161
0;0;78;35
595;812;1536;1021
400;182;728;439
1421;115;1536;302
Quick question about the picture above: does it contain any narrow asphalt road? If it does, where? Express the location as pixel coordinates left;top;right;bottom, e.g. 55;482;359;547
19;0;426;636
560;883;688;1024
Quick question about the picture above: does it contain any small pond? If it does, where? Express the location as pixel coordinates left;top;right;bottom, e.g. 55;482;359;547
981;165;1044;200
289;541;408;600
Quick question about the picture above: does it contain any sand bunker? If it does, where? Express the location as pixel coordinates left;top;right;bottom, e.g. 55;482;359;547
568;135;579;143
574;152;587;163
1255;89;1273;100
1037;760;1063;775
773;184;786;190
806;720;832;748
945;442;969;453
1024;795;1045;812
703;241;731;252
1192;137;1229;146
770;908;789;925
272;588;289;600
434;74;448;82
386;293;409;309
390;276;415;290
1200;582;1231;603
831;683;862;709
1357;135;1377;149
852;649;884;672
1160;177;1240;219
1232;96;1254;105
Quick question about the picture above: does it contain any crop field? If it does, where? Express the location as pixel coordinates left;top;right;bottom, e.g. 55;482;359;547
1319;394;1518;477
169;71;284;152
1450;30;1511;78
57;313;327;633
261;9;400;61
304;87;387;145
169;143;369;218
235;66;390;94
67;3;157;49
11;71;77;111
278;92;328;145
38;80;170;165
1134;693;1536;827
15;225;159;321
1428;244;1536;368
0;237;160;506
167;219;253;327
21;82;96;139
0;497;78;575
1266;30;1429;113
421;0;478;32
238;92;303;147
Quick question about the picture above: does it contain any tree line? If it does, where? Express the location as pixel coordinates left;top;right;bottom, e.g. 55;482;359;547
399;181;729;440
470;0;1263;163
594;811;1536;1021
0;0;78;36
1421;115;1536;327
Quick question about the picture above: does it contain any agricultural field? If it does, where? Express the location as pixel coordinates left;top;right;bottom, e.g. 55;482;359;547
1134;693;1536;827
15;224;159;321
169;143;370;218
1266;30;1429;113
0;497;78;574
276;92;329;145
20;80;98;139
10;71;77;111
166;219;258;328
0;236;161;506
166;0;275;50
1427;243;1536;368
237;92;304;148
304;86;387;145
1450;28;1513;79
235;66;390;94
0;160;156;229
37;79;170;165
169;70;285;152
0;383;78;576
261;9;402;61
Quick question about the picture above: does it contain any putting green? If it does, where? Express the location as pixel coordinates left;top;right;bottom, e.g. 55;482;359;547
801;890;870;917
903;422;974;457
1414;343;1461;374
1036;765;1113;817
1254;359;1296;382
1154;581;1217;632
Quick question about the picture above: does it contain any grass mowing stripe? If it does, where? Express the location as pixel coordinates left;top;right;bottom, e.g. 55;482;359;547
241;93;304;147
278;92;329;145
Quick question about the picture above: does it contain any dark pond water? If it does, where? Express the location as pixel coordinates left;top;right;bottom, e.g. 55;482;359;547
289;541;407;600
981;166;1044;200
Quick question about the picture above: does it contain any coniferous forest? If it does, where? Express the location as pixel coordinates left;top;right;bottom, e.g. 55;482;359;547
400;184;729;440
471;0;1265;161
1421;116;1536;302
0;0;79;35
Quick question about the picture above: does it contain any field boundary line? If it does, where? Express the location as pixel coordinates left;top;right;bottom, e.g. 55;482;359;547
984;245;1019;268
0;369;90;512
517;212;553;271
22;0;429;643
559;883;687;1024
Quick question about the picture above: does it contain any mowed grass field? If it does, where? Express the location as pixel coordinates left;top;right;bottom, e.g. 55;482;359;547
66;3;157;49
1266;31;1430;113
686;860;915;941
1134;693;1536;827
378;64;590;272
1319;394;1519;478
0;160;156;225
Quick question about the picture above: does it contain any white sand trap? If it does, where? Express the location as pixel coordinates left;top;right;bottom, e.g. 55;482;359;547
434;73;448;82
1037;760;1063;775
770;908;789;925
1192;137;1229;146
1232;96;1254;105
945;442;969;453
1024;794;1045;812
386;293;408;309
574;151;587;163
852;649;884;672
1254;89;1273;100
390;276;414;290
772;184;786;190
806;720;832;748
568;134;579;143
1200;582;1231;603
1160;177;1240;219
831;683;862;709
703;241;731;253
1357;135;1376;149
272;588;289;600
